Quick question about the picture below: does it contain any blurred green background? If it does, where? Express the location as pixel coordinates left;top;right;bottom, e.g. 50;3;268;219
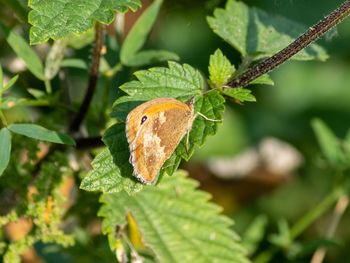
1;0;350;262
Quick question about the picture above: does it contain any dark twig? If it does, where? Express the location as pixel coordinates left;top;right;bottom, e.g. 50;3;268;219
75;136;103;150
69;23;104;132
32;24;104;176
227;0;350;88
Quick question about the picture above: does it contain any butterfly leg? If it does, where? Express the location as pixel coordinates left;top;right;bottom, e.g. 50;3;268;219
185;131;190;155
196;112;221;122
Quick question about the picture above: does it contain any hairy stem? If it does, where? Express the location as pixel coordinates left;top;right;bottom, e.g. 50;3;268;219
69;23;104;132
228;0;350;88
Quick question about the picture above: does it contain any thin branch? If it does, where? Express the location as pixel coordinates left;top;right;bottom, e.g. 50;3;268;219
75;136;103;150
227;0;350;88
69;23;104;132
310;194;349;263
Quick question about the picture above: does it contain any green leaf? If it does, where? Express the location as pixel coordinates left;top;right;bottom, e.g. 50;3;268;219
97;62;224;189
80;148;143;194
207;0;328;61
27;88;46;99
60;59;89;70
0;128;11;177
221;88;256;102
99;172;249;263
108;91;224;188
269;219;291;248
8;123;75;146
120;61;204;99
0;97;27;110
174;90;225;161
0;22;45;80
28;0;142;44
0;75;19;95
0;97;49;109
242;215;268;256
209;49;235;87
120;0;162;65
123;50;180;67
311;118;344;166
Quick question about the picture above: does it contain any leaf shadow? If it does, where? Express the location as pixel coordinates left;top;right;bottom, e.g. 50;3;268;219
103;123;140;184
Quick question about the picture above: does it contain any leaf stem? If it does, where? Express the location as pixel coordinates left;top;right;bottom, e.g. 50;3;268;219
289;187;343;240
69;23;104;132
227;0;350;88
44;79;52;94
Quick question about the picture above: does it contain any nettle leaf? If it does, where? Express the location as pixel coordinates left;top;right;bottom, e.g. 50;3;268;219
8;123;75;146
83;62;224;193
28;0;142;44
207;0;328;61
80;148;143;194
99;171;249;263
209;49;235;87
120;61;204;99
0;128;11;177
222;88;256;103
96;92;224;193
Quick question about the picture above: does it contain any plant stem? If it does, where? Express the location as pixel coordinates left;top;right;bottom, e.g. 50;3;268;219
44;79;52;94
75;136;103;150
69;23;104;132
227;0;350;88
290;187;343;240
310;194;349;263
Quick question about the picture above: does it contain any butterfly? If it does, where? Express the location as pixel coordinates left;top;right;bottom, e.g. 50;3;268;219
125;98;195;184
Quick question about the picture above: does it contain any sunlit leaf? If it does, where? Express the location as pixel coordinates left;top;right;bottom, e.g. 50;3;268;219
99;172;249;262
209;49;235;87
28;0;142;44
